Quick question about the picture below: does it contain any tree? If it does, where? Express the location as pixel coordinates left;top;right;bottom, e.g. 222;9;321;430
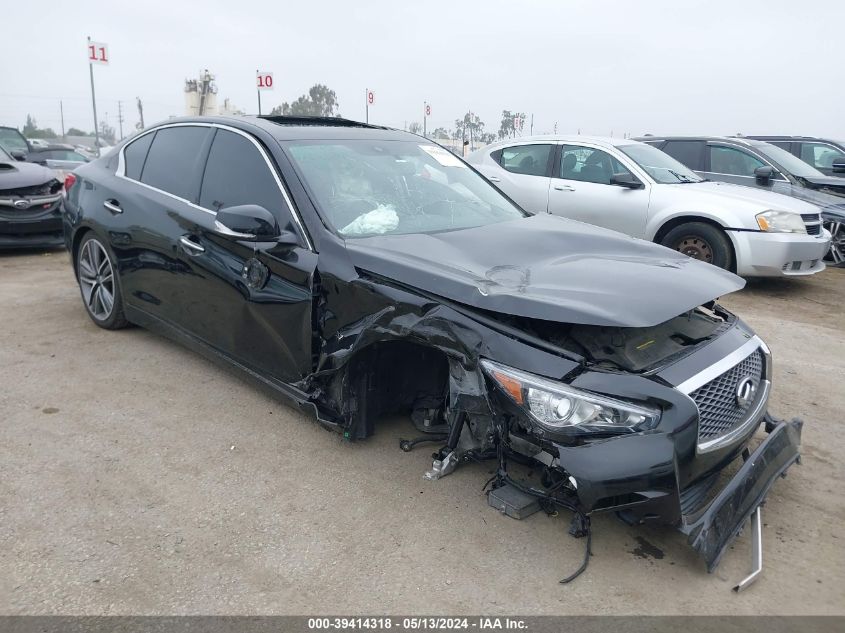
270;84;340;117
20;115;57;139
498;110;526;139
67;127;90;136
454;112;485;146
23;115;38;136
432;127;450;140
408;121;422;135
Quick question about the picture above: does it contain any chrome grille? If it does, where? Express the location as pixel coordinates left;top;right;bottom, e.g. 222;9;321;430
690;348;764;442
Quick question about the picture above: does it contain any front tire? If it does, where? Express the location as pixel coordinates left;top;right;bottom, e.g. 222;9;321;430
823;219;844;267
660;222;733;271
76;233;129;330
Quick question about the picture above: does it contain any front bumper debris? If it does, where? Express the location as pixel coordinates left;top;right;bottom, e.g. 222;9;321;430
681;418;803;573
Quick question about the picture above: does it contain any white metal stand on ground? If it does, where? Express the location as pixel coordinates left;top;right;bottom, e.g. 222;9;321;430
733;506;763;592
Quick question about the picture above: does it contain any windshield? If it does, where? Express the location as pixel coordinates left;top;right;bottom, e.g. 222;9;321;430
284;140;526;237
0;128;29;154
0;145;12;161
618;143;704;184
754;142;825;178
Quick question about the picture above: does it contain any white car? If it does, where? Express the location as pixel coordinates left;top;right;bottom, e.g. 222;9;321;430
468;136;831;276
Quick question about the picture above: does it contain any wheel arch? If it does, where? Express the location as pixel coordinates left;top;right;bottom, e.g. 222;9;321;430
70;226;94;275
334;338;452;440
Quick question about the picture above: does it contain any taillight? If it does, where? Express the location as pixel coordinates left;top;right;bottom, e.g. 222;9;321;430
64;173;77;192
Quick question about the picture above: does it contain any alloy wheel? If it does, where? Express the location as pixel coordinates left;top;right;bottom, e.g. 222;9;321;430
674;235;713;263
825;221;844;266
78;239;116;320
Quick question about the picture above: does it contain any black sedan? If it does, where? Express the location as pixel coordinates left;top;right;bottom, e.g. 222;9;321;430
62;116;802;586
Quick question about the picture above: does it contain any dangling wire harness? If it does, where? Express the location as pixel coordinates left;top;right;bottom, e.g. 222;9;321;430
485;418;593;584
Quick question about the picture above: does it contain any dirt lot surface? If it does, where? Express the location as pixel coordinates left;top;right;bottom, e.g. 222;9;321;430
1;249;843;615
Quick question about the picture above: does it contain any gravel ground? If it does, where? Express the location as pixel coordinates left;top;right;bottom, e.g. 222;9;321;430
1;249;843;615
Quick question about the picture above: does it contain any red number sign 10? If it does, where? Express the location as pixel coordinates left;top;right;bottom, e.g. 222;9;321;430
257;73;274;89
87;42;109;65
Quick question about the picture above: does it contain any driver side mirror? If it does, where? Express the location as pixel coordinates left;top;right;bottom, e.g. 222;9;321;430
610;172;644;189
215;204;288;242
10;150;27;161
754;165;774;185
832;159;845;174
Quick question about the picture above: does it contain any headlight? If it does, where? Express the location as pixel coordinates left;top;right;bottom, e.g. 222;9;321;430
480;360;660;433
756;210;806;233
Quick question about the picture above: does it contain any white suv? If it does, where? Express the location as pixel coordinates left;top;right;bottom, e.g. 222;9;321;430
468;136;831;277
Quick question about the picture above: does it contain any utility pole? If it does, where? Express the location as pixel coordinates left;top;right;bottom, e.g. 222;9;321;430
365;88;369;124
87;36;100;156
136;97;145;130
117;101;124;140
530;113;534;135
59;100;66;140
423;101;427;138
256;69;262;115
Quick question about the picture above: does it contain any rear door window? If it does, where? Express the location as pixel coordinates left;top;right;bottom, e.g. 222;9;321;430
662;141;705;170
199;129;293;225
497;144;553;176
140;127;211;202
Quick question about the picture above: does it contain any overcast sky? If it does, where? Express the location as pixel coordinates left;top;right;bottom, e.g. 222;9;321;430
2;0;843;140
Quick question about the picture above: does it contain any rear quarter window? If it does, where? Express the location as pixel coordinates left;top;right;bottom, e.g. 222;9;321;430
123;132;155;180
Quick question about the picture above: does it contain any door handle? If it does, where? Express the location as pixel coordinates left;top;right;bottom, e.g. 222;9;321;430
103;199;123;214
488;175;501;183
553;184;576;192
179;235;205;254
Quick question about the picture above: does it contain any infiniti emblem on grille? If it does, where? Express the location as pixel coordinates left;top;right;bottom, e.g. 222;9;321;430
736;376;757;408
13;199;31;209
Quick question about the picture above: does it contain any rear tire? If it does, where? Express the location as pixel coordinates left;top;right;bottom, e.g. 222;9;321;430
76;233;129;330
660;222;733;271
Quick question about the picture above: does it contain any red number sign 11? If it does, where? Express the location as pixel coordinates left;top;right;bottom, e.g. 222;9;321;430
257;72;274;90
87;42;109;65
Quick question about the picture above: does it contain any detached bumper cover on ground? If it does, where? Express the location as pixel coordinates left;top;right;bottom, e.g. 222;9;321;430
682;419;802;572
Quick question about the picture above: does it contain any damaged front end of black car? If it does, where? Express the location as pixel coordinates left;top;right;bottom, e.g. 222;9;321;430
301;214;802;589
63;117;802;590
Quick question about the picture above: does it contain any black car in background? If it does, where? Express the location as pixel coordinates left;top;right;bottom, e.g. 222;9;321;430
62;115;802;585
0;143;64;248
638;136;845;266
747;136;845;177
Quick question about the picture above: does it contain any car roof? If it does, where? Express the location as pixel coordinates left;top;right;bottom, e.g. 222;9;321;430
29;144;76;151
484;134;640;150
634;135;775;148
153;115;425;142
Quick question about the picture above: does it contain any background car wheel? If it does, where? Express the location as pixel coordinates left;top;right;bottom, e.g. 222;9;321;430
76;233;129;330
823;219;844;267
660;222;733;271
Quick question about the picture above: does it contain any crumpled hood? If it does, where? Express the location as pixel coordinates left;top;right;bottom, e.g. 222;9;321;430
798;175;845;197
345;214;745;327
0;159;57;190
678;181;820;214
